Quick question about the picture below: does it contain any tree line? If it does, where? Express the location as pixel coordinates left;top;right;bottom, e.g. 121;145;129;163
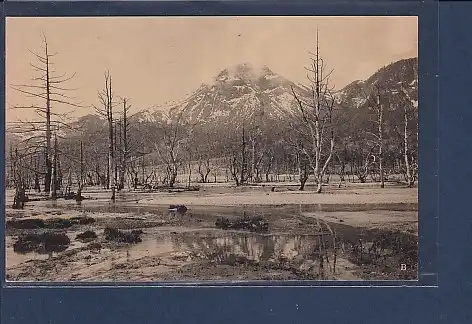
6;34;418;207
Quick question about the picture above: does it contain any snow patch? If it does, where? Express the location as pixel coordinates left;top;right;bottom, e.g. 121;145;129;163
263;74;279;80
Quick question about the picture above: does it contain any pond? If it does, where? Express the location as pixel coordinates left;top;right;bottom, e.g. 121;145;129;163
5;193;418;280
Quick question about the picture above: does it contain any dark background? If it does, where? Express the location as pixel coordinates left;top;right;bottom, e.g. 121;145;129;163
1;1;471;323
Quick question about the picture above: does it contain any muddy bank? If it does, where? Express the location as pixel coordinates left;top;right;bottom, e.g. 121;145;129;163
302;210;418;234
6;213;417;282
5;187;418;282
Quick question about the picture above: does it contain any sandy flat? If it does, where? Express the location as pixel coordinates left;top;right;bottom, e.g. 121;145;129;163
138;187;418;206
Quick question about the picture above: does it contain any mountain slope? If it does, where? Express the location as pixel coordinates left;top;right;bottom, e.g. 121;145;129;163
160;58;418;126
26;58;418;139
166;63;310;125
336;57;418;110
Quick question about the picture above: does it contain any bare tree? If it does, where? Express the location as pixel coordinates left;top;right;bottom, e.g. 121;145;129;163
290;30;336;193
297;149;310;190
115;97;132;191
8;35;82;196
50;135;58;198
187;150;193;188
240;125;248;185
283;128;310;190
365;85;386;188
155;113;191;188
93;71;116;200
196;159;211;183
400;83;418;187
192;128;214;184
224;123;249;187
130;156;144;187
249;105;265;183
353;146;375;183
11;147;27;209
229;156;240;186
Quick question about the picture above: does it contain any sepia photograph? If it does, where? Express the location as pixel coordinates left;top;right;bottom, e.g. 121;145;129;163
4;16;418;282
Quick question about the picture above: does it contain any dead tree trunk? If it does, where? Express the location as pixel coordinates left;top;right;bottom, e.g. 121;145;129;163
114;119;119;191
298;152;309;191
188;160;192;188
141;156;145;185
336;153;346;188
378;94;385;188
76;140;84;201
50;135;58;199
44;43;52;194
364;87;386;188
401;84;418;188
265;156;274;183
33;156;41;192
240;126;247;185
10;36;82;196
12;148;27;209
251;136;256;182
168;166;178;188
197;160;211;183
290;30;335;194
94;71;115;200
230;153;241;186
120;98;130;191
403;100;412;187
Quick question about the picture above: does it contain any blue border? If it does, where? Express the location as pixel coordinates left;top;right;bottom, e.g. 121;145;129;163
1;2;437;288
2;1;461;323
4;1;427;16
417;1;438;287
437;2;472;322
2;1;438;289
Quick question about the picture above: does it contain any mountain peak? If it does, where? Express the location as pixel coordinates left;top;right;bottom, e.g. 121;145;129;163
215;62;276;83
143;57;416;127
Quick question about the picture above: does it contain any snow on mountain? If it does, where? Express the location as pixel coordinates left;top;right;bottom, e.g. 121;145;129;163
7;58;418;151
336;57;418;111
130;58;418;127
160;62;310;125
130;107;165;124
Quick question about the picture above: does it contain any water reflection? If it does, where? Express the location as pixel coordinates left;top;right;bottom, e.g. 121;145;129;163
127;232;326;264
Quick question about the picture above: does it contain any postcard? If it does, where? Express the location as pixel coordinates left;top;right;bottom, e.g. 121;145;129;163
5;16;418;282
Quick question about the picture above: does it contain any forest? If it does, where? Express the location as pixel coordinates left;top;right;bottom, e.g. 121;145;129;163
6;35;418;207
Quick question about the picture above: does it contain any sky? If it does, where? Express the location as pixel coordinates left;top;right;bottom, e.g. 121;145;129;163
6;16;418;122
